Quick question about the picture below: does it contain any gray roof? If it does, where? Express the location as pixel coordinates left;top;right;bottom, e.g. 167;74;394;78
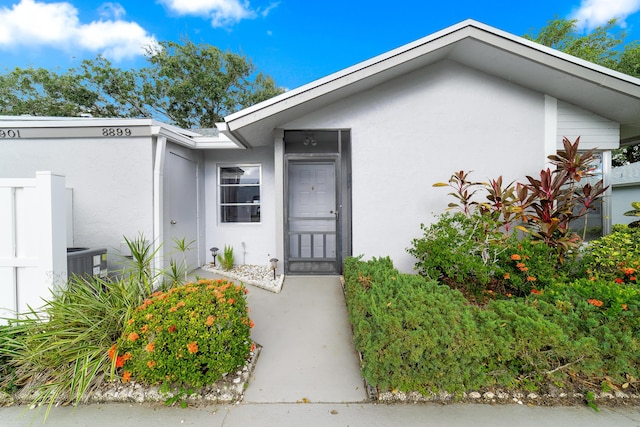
611;162;640;186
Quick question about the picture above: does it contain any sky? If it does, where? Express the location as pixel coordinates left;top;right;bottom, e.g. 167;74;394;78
0;0;640;90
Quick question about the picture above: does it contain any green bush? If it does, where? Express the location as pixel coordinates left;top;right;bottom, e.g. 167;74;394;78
582;227;640;281
408;212;573;299
113;279;253;387
344;256;490;394
344;256;640;396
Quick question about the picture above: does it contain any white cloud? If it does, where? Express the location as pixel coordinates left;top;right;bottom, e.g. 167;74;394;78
571;0;640;29
158;0;270;27
98;2;126;20
0;0;157;60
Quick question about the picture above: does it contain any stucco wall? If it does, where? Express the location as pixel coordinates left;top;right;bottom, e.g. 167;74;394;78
612;186;639;226
284;60;547;272
204;147;277;267
0;137;154;268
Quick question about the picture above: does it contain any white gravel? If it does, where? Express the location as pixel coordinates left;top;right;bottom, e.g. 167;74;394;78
201;264;284;293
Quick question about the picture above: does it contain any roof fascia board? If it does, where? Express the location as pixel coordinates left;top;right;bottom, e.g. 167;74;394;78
224;21;474;130
224;19;640;130
216;122;249;149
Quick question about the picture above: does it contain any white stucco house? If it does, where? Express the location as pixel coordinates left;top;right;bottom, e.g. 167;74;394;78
2;19;640;280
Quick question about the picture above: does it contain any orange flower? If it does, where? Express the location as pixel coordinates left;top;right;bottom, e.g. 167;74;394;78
510;254;521;261
177;301;185;307
147;360;156;369
251;342;256;352
145;342;155;352
169;306;178;312
127;318;134;325
141;324;149;334
168;325;176;333
128;332;140;342
206;315;215;326
587;299;603;307
123;352;132;362
115;355;125;368
614;278;624;284
622;267;636;276
506;293;512;298
503;273;510;280
228;298;235;305
516;262;525;268
249;320;255;328
531;289;541;295
108;344;116;360
631;276;637;282
526;276;537;282
187;341;199;354
519;267;529;272
622;304;628;310
122;371;132;383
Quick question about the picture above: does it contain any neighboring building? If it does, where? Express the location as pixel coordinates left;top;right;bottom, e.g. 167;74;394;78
611;162;640;226
2;20;640;277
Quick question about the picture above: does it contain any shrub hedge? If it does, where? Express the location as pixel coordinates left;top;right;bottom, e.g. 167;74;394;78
343;256;640;395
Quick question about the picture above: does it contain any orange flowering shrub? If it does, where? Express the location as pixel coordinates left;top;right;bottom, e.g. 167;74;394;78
111;279;254;387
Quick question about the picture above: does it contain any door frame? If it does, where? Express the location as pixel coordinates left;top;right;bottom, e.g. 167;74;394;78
284;154;341;274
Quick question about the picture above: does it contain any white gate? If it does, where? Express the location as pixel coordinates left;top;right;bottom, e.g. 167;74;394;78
0;172;67;323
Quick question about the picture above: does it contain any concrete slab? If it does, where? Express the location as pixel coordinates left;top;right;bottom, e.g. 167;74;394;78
3;402;639;427
243;276;367;403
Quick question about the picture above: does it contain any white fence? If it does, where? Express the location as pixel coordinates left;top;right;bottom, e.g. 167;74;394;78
0;172;67;323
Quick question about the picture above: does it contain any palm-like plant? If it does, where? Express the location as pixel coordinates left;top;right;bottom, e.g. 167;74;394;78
624;201;640;228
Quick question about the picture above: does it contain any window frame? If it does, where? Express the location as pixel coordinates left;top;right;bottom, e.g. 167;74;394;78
217;163;262;224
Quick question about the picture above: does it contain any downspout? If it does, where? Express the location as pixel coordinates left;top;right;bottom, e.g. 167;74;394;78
153;135;167;276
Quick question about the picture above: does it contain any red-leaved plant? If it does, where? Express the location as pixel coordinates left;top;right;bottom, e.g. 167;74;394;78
435;137;608;263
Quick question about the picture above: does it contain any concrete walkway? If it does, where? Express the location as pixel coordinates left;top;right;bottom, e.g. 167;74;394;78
243;275;367;403
2;274;640;426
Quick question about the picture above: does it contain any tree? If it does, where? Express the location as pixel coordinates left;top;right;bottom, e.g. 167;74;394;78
0;39;284;128
525;17;640;165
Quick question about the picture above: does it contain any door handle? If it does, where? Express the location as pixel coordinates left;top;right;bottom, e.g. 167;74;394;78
170;220;177;225
330;210;338;220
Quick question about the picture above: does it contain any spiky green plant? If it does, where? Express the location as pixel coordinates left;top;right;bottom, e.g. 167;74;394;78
1;275;145;419
220;245;235;271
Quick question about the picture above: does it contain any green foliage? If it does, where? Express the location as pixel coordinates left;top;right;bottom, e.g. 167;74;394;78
408;212;571;299
434;137;605;263
220;245;235;271
0;232;251;421
344;256;640;397
0;275;144;415
113;279;253;388
343;257;490;394
0;39;285;127
582;227;640;280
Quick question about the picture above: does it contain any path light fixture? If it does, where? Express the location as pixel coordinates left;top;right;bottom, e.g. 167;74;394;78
269;258;279;280
210;247;219;266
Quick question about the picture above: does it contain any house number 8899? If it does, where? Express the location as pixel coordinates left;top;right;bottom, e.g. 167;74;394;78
102;127;132;137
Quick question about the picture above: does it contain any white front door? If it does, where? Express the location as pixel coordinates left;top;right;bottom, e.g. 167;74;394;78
287;161;338;273
166;151;198;272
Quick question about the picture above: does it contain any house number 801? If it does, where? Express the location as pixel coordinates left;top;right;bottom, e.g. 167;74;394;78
102;127;132;137
0;129;21;138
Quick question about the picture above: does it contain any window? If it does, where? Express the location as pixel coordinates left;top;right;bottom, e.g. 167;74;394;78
218;165;261;223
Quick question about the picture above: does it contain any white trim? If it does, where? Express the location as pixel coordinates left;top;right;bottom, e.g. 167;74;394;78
545;95;558;167
601;150;613;235
274;130;285;274
153;136;167;274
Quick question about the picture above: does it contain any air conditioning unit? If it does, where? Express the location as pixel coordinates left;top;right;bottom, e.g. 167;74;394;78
67;247;107;279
